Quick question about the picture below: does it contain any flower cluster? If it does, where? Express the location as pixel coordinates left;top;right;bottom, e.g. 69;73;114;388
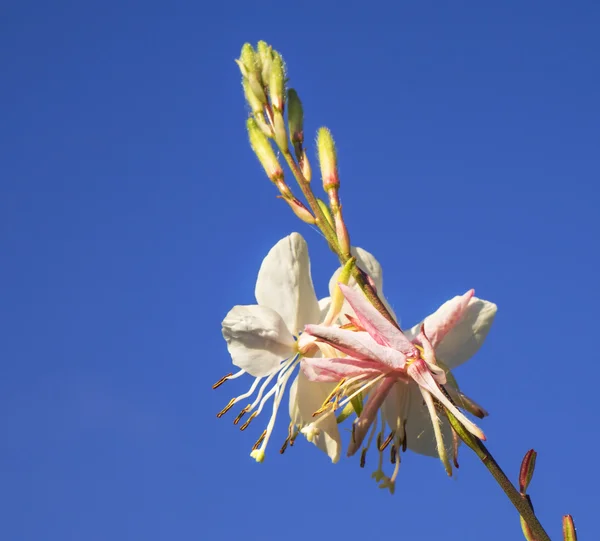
215;232;496;492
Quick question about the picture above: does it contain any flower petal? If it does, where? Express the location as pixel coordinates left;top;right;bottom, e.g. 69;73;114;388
222;305;295;377
255;233;321;336
407;359;485;440
301;357;383;382
305;324;408;369
434;298;497;369
289;371;342;463
338;284;418;356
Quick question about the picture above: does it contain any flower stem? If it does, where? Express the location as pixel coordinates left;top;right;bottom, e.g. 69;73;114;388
446;413;551;541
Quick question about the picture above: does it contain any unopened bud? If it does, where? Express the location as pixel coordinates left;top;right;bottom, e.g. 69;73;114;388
325;257;356;325
269;51;285;111
242;78;263;115
317;198;334;228
520;516;536;541
563;515;577;541
300;150;312;182
247;118;283;182
284;197;315;224
335;209;351;257
273;110;288;153
317;127;339;191
237;44;267;105
287;89;304;159
519;449;537;494
257;41;273;87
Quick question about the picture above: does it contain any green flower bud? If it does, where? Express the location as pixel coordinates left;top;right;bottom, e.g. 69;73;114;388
273;110;288;153
317;127;339;191
269;51;285;111
256;41;273;87
247;118;283;182
287;88;304;160
563;515;577;541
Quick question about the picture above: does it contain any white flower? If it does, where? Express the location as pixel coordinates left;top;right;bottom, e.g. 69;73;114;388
217;232;341;462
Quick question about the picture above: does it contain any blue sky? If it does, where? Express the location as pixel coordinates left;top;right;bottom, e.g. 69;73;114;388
2;2;599;540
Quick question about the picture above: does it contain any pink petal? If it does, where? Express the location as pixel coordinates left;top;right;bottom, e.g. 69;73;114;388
347;376;397;457
300;357;383;382
423;290;475;349
338;284;419;357
304;324;407;370
407;359;485;440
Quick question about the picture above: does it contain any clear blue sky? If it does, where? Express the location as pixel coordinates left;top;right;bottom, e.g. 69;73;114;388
2;2;599;540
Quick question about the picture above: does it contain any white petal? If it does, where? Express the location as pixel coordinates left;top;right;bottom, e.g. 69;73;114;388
255;233;321;336
404;297;496;370
289;371;342;463
404;382;453;457
318;297;331;322
328;246;397;324
222;305;295;377
435;298;497;369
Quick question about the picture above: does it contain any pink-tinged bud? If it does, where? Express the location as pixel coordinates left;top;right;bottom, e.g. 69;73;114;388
300;150;312;182
335;209;351;257
273;110;288;153
563;515;577;541
247;118;283;182
317;127;339;191
269;52;285;111
287;89;304;160
284;197;316;224
519;449;537;494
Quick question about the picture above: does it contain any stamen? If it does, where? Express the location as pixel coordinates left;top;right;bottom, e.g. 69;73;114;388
217;398;235;418
336;372;386;411
314;378;347;416
240;411;258;430
379;431;395;452
252;430;267;450
212;373;233;389
452;427;460;469
233;405;250;425
390;444;397;464
360;448;367;468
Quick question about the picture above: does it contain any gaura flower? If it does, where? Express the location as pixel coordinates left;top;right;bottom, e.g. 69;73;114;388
303;283;496;489
215;232;343;463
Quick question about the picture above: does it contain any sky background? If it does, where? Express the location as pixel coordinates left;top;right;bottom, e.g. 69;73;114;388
2;1;599;540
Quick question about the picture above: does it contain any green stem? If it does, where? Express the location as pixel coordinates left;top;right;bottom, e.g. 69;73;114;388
447;413;551;541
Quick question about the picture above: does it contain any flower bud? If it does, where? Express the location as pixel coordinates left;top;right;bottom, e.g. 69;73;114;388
273;109;288;153
317;127;339;192
256;41;273;87
287;89;304;159
300;150;312;182
520;516;536;541
519;449;537;494
247;118;283;182
335;210;351;257
237;43;267;105
324;257;356;325
242;78;263;115
269;51;285;111
284;197;315;224
563;515;577;541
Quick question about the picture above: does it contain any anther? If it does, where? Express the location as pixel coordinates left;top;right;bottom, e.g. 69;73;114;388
217;398;235;418
252;430;267;450
379;431;395;452
240;411;258;431
212;373;232;389
390;445;397;464
360;448;367;468
233;405;250;425
376;432;383;449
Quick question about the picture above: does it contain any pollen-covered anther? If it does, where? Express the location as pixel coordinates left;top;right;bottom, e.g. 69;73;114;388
390;445;397;465
252;430;267;451
217;398;236;418
240;411;258;431
233;405;250;425
212;373;233;389
312;378;347;417
379;431;395;452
